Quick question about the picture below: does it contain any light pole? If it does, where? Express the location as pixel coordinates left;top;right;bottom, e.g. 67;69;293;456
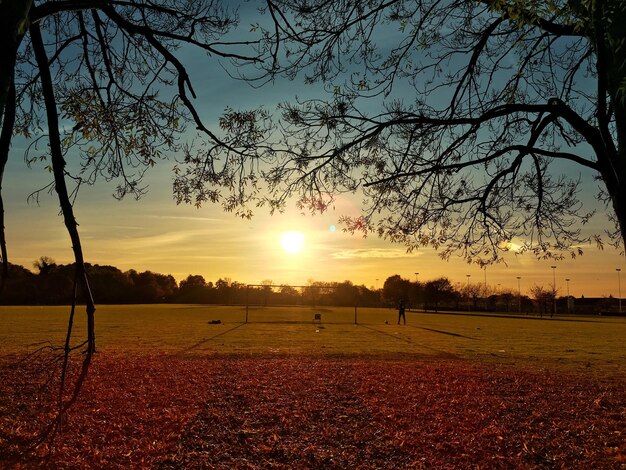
551;265;557;316
483;266;487;291
617;269;622;313
517;276;521;313
466;274;471;311
414;272;419;283
565;278;571;314
483;266;487;309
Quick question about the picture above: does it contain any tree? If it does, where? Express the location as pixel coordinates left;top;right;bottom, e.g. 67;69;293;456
278;284;300;304
530;284;557;315
127;270;177;303
0;263;37;304
382;274;411;306
423;277;456;311
461;282;486;311
0;0;273;432
33;255;57;275
332;280;358;307
178;274;208;303
175;0;626;263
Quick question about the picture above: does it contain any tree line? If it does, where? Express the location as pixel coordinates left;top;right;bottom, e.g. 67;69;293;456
1;257;618;314
0;257;536;311
1;257;388;306
0;256;492;308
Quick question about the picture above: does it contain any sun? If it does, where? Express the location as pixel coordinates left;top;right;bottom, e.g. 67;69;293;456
280;231;304;254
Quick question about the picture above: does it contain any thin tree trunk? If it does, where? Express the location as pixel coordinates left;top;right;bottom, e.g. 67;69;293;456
0;80;15;292
0;1;31;292
30;21;96;356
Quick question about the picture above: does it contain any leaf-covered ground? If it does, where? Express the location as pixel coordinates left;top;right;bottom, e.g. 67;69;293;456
0;352;624;468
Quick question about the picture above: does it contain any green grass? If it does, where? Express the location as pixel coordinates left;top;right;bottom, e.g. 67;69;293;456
1;304;625;374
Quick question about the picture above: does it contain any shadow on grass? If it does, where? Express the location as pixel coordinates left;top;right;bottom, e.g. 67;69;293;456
417;310;618;324
409;325;478;340
357;324;459;359
183;323;247;352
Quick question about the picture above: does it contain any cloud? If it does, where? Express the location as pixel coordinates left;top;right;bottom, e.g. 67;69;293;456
146;215;223;223
330;248;422;260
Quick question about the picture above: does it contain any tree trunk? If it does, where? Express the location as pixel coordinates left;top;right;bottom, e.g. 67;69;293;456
0;0;32;118
608;147;626;247
601;0;626;248
30;20;96;356
0;1;32;291
0;81;15;291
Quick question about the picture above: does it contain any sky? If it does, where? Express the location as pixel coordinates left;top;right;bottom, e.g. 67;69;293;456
4;149;624;298
3;2;625;299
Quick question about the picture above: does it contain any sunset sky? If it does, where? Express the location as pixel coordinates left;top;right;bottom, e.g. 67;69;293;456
4;155;624;298
3;3;625;299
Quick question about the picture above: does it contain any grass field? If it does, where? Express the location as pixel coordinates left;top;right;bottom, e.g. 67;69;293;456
1;304;625;373
1;305;625;467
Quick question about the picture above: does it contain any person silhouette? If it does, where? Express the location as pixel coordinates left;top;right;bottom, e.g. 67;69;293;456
397;300;406;325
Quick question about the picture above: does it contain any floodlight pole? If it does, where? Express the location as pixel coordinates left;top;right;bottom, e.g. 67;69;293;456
516;276;521;313
245;285;249;323
483;266;487;310
484;266;487;292
617;268;622;313
565;278;571;314
551;266;557;316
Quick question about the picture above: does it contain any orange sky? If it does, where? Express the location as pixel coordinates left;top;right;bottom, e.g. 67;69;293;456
4;164;624;299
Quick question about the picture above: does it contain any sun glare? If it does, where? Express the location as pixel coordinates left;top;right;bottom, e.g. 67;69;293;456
280;231;304;254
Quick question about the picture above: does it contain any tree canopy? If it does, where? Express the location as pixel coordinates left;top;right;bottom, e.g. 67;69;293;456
174;0;626;264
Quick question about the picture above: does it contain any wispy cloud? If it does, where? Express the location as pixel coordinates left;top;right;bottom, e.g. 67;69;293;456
147;215;223;223
330;248;422;259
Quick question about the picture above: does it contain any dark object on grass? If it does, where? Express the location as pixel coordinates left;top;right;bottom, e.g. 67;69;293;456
208;320;222;325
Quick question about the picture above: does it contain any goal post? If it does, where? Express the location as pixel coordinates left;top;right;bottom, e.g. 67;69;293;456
244;284;360;324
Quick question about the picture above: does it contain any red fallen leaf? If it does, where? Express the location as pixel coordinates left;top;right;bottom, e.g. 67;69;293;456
1;355;625;468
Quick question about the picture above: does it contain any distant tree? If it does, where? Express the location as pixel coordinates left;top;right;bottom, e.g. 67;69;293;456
260;279;274;306
333;280;358;307
0;263;37;304
382;275;411;307
215;278;233;304
529;284;556;315
492;289;516;312
423;277;456;312
86;264;134;304
357;284;383;308
34;261;75;304
278;285;300;305
176;0;626;263
127;270;177;303
461;282;486;311
177;274;208;303
302;280;322;306
33;256;57;275
179;274;207;290
407;281;423;311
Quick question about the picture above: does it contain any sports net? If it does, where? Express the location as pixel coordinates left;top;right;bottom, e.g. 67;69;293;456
244;284;359;324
